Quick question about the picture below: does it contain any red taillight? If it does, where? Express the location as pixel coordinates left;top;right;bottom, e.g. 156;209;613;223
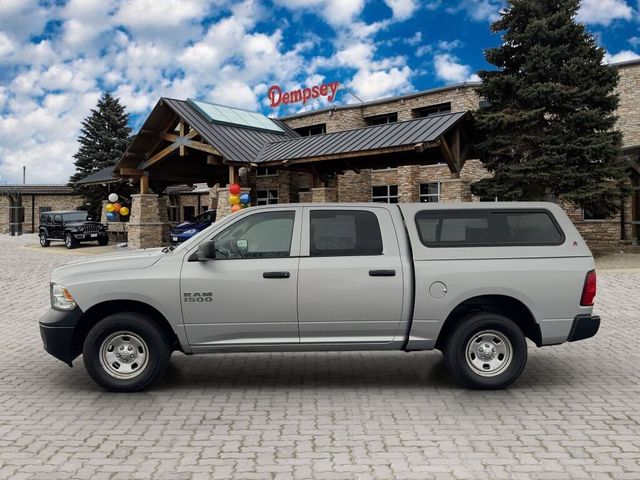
580;270;597;306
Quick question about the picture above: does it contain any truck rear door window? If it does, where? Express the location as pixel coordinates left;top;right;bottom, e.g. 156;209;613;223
310;210;383;256
415;210;564;247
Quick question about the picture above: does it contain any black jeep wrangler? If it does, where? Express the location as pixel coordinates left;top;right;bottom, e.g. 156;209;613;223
39;211;109;249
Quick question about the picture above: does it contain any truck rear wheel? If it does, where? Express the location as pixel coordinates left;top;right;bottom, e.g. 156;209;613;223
82;312;171;392
443;312;527;390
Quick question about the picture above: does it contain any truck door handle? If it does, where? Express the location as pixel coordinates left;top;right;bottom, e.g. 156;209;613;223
263;271;291;279
369;269;396;277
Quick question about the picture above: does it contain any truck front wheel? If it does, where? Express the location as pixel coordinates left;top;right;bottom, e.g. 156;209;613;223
64;232;78;249
443;312;527;390
82;312;171;392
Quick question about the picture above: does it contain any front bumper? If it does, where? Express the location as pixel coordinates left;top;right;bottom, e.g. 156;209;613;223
567;314;600;342
73;232;108;240
39;307;83;366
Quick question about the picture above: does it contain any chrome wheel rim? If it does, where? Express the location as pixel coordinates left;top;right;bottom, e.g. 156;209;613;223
99;331;149;379
39;234;46;245
465;329;512;377
65;235;72;247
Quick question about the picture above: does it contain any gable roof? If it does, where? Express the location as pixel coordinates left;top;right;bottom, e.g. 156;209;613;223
257;111;468;164
74;166;118;185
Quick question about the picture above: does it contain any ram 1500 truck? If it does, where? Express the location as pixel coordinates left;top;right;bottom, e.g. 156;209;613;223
39;202;600;392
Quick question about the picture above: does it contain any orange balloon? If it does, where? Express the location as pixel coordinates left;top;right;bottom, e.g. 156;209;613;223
231;204;242;213
113;202;122;212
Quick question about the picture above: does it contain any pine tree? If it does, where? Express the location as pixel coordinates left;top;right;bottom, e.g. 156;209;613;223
70;92;132;215
472;0;628;216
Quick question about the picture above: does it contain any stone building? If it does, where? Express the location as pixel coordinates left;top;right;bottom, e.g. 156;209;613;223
0;185;84;234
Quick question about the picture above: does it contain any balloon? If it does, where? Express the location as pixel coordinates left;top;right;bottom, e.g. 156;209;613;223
240;193;250;205
119;206;129;216
105;203;115;212
106;212;117;221
229;183;241;195
108;193;118;203
113;202;122;212
229;194;240;205
231;204;242;213
240;203;248;209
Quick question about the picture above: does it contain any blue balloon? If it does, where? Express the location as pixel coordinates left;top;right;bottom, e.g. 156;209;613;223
240;193;250;205
106;212;117;221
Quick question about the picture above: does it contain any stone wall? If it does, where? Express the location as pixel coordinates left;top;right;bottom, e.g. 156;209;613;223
0;193;84;234
616;61;640;149
284;84;480;132
563;199;633;249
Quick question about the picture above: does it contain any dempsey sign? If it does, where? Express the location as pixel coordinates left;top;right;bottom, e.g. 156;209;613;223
268;81;340;108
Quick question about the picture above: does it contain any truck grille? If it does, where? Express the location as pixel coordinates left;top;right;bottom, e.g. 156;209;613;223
84;224;100;234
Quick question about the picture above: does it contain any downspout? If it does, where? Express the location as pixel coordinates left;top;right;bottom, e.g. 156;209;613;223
31;194;35;233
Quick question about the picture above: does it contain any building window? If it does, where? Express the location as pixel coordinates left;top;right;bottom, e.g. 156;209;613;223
419;182;440;203
371;185;398;203
39;206;52;215
167;194;180;222
183;206;195;221
294;124;326;136
413;102;452;118
256;167;278;177
257;189;279;205
201;205;209;213
365;112;398;126
583;207;610;221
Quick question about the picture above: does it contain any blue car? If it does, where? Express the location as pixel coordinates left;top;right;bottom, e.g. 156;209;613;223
170;210;216;243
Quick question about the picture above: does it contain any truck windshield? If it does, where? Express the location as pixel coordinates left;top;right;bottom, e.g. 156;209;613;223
63;212;88;222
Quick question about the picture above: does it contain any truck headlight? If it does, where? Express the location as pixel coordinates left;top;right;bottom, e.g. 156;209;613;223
77;226;84;232
50;283;76;311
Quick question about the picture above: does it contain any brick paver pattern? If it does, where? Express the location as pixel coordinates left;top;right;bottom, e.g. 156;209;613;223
0;235;639;480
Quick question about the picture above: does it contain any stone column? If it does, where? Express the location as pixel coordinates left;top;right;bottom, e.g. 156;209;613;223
311;187;338;203
127;194;170;249
100;200;108;223
338;169;371;202
398;165;420;203
215;186;252;220
440;179;472;202
299;191;313;203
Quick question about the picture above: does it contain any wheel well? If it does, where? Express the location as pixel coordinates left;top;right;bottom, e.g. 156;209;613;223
71;300;180;358
435;295;542;349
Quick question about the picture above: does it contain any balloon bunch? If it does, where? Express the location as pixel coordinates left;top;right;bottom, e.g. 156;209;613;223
105;193;130;221
228;183;250;213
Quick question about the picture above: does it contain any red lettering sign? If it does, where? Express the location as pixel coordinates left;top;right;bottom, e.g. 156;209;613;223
268;81;340;108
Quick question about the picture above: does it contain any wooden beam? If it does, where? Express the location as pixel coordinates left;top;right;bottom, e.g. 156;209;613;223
228;165;238;184
439;136;460;176
145;115;179;161
140;173;149;194
162;129;198;143
119;168;143;177
415;140;440;153
207;154;222;165
179;121;186;157
182;139;222;156
140;142;179;170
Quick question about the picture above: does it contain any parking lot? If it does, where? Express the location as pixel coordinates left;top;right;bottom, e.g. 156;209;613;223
1;234;639;480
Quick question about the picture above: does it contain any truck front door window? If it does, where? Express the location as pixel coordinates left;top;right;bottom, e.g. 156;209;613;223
213;211;295;259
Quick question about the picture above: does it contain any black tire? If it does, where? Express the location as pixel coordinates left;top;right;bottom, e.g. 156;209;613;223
82;312;171;392
39;232;50;247
443;312;527;390
98;236;109;246
64;232;77;249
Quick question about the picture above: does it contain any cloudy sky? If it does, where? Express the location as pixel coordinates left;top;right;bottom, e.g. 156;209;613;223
0;0;638;184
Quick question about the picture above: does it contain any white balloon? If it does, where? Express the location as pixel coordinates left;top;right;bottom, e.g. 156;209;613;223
108;193;118;203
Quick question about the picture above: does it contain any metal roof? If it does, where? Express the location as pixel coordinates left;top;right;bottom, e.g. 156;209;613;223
257;111;468;164
74;166;118;185
162;98;297;163
0;184;77;195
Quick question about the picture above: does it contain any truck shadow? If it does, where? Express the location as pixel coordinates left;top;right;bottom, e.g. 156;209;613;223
155;351;457;391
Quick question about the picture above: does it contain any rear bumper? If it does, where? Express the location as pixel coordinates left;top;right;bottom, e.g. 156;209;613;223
567;314;600;342
39;307;83;366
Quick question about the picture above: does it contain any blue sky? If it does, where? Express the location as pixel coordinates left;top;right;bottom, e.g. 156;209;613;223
0;0;638;183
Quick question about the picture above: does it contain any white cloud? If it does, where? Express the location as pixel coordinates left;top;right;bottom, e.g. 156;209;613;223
577;0;633;26
384;0;418;21
114;0;215;29
0;32;14;58
273;0;365;27
433;53;479;83
350;66;412;100
604;50;640;64
446;0;504;22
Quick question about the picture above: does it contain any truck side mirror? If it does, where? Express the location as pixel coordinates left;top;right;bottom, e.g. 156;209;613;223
188;240;216;262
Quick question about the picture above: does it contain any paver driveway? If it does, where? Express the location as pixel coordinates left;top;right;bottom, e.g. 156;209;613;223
1;234;639;480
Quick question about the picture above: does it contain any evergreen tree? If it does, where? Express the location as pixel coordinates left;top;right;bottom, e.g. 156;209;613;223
70;92;132;215
472;0;628;215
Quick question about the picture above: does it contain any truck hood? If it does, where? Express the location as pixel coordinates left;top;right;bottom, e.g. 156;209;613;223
51;248;166;283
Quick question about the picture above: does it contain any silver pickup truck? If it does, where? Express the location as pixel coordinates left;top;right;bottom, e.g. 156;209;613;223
40;202;599;392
